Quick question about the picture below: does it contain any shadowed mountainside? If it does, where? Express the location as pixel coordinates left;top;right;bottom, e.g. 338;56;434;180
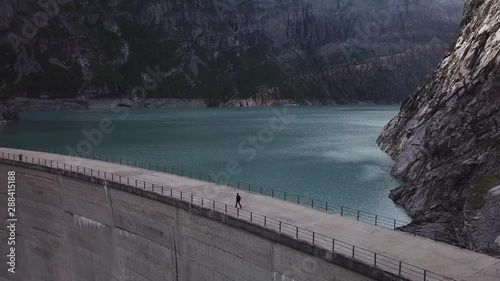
0;0;464;106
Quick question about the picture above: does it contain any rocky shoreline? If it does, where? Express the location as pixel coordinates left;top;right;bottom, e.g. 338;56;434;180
0;107;20;124
1;96;385;114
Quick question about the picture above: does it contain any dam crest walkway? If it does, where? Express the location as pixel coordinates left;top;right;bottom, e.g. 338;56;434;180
1;148;499;281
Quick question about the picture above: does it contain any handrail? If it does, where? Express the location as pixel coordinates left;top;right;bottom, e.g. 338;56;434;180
0;144;411;230
0;150;453;281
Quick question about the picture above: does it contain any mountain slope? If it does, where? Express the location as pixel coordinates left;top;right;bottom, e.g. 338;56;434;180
378;0;500;250
0;0;464;105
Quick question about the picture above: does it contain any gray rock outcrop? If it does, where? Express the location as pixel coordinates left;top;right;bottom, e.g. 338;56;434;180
378;0;500;249
0;106;19;124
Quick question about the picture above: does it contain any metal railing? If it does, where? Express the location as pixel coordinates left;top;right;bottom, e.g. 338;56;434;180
0;144;411;230
0;151;453;281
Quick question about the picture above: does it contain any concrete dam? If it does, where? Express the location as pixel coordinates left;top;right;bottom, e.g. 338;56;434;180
1;148;499;281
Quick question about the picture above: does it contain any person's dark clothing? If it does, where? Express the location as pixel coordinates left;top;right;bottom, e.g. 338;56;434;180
235;194;242;208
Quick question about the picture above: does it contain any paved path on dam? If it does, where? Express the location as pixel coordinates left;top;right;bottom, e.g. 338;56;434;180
1;148;499;281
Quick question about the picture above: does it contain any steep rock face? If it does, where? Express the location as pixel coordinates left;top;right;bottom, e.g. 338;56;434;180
378;0;500;246
0;0;464;105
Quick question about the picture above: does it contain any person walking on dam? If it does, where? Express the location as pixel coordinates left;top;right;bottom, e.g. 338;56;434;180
235;193;242;208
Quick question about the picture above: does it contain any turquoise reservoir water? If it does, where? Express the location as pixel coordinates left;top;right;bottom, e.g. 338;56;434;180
0;106;410;221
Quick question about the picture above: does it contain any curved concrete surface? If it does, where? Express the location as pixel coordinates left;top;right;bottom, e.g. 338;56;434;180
0;148;499;281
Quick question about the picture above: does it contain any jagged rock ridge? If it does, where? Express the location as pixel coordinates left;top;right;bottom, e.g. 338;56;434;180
378;0;500;250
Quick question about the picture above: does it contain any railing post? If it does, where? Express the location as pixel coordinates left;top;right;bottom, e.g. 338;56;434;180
398;261;402;276
424;270;427;281
279;221;282;232
213;201;215;210
394;219;397;230
352;246;355;259
250;212;252;222
180;191;183;200
225;204;227;214
374;253;377;267
284;192;287;201
341;206;344;216
311;199;314;208
326;202;328;212
202;197;204;206
237;208;239;218
332;239;335;252
375;215;378;226
191;194;193;203
357;210;360;221
296;227;299;238
313;232;315;244
264;216;267;227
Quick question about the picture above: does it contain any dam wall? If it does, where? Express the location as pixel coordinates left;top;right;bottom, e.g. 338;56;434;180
0;158;396;281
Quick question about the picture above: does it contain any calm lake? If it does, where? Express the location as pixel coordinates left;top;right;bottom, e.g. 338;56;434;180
0;105;410;221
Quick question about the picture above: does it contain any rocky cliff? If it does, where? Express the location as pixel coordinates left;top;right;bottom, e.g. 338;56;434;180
0;0;464;106
378;0;500;252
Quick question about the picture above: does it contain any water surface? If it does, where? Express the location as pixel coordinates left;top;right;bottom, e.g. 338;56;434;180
0;106;410;221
